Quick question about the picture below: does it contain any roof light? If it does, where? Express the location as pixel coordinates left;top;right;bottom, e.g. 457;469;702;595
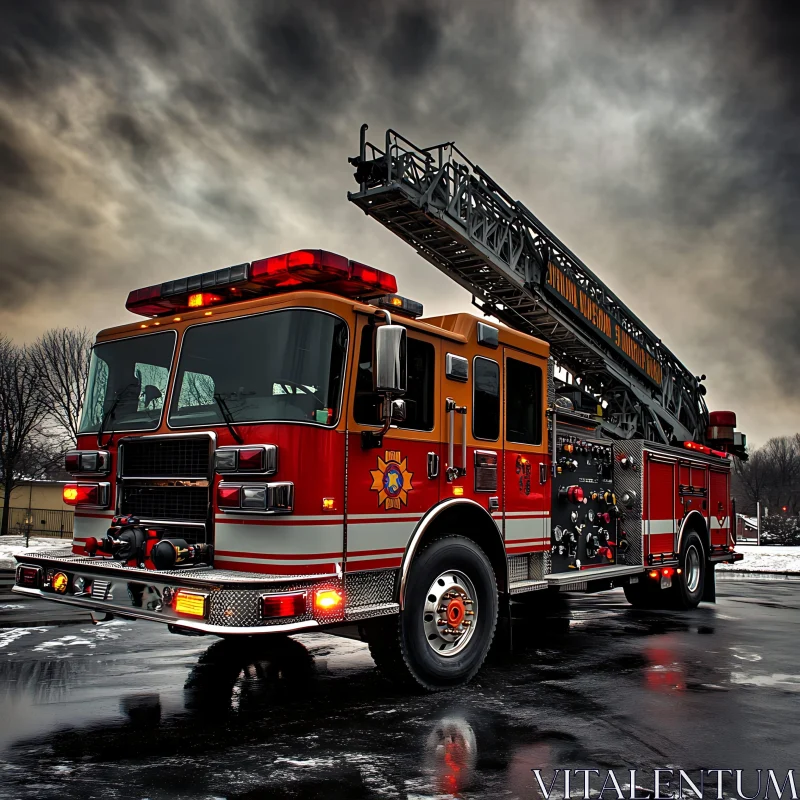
126;250;398;317
371;294;423;318
188;292;221;308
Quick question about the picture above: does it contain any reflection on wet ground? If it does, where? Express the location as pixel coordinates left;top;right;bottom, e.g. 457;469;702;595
0;581;798;799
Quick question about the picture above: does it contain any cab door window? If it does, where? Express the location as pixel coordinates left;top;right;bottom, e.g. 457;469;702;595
506;357;542;445
354;326;435;431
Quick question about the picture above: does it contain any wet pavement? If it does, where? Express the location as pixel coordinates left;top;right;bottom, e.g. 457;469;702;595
0;580;798;799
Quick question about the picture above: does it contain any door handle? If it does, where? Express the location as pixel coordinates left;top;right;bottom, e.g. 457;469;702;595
427;452;440;480
540;462;548;485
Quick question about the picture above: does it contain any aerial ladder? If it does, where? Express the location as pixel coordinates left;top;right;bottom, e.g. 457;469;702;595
348;125;744;455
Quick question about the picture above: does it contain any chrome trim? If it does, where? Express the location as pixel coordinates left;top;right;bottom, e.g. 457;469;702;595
73;482;112;511
676;509;709;557
398;498;503;609
66;449;111;477
136;518;206;528
217;481;294;515
11;586;321;635
445;352;469;382
78;329;178;435
215;444;278;477
120;478;209;487
545;564;644;585
165;307;349;431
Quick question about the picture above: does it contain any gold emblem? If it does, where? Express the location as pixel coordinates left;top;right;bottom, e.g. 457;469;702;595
370;450;414;510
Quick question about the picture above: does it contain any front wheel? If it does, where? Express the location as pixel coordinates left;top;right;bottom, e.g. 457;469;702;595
366;536;498;690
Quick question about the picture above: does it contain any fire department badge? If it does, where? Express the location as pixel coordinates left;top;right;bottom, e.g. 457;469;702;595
370;450;414;510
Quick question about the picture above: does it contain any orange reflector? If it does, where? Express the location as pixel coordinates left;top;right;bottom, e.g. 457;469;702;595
648;570;659;579
322;497;335;510
453;487;464;496
52;572;69;594
174;590;207;618
314;589;343;611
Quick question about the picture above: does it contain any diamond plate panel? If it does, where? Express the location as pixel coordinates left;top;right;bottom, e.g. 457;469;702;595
508;556;528;583
528;553;549;581
344;570;396;608
613;440;645;566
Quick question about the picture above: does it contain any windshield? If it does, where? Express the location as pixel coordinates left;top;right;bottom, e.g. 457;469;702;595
78;332;176;434
168;309;348;427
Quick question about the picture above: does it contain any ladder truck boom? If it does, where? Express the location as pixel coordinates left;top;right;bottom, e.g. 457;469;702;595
348;125;721;449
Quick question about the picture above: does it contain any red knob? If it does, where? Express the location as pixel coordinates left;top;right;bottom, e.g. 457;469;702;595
567;485;584;504
598;512;611;524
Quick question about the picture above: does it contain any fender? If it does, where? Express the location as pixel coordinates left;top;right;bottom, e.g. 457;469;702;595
677;509;709;554
398;498;504;609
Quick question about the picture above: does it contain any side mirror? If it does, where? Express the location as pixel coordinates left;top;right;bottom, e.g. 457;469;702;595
374;325;407;396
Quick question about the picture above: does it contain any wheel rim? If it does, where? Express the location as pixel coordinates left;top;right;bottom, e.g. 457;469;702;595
423;570;479;657
685;544;701;592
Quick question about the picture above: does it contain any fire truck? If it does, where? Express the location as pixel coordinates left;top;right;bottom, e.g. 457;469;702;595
14;126;745;690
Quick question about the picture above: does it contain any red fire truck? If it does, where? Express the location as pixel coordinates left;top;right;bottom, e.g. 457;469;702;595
14;127;745;689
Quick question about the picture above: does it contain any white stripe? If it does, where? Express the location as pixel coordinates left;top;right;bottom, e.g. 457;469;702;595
505;516;548;541
347;513;422;521
218;554;339;565
647;520;675;535
348;520;417;552
347;552;403;562
215;522;342;555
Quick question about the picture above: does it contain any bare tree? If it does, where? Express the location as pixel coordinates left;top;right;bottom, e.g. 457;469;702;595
733;435;800;517
0;337;49;535
30;327;93;447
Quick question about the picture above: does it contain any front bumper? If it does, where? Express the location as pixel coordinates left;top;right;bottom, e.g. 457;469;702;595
12;548;396;635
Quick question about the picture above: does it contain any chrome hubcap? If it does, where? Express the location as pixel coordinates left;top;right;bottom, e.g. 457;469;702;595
423;570;478;657
686;544;701;592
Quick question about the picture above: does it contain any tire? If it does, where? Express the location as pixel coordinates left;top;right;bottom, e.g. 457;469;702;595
623;577;659;609
671;531;705;609
365;536;498;691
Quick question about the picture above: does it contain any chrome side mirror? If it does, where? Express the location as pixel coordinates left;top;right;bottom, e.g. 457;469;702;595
374;324;407;396
390;398;406;423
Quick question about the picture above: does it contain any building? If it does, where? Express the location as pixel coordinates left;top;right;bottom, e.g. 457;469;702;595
0;480;74;538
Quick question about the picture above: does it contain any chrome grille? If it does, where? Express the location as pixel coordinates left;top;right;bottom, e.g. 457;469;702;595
120;483;208;521
120;438;210;478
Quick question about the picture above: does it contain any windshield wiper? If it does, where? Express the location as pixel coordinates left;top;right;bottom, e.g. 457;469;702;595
97;382;139;448
214;393;244;444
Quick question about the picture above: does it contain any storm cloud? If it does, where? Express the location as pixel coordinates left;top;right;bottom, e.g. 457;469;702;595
0;0;798;445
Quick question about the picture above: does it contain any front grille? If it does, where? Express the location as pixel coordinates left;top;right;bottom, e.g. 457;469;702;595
121;484;208;521
121;438;210;478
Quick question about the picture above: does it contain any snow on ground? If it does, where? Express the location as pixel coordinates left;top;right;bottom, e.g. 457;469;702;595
0;536;71;569
718;545;800;574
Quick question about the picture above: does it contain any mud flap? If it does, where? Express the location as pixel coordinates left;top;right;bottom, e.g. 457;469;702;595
703;563;716;603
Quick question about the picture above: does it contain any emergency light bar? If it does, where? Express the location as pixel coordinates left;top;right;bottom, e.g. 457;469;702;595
126;249;398;317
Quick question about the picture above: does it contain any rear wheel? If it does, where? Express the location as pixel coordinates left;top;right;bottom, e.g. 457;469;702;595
671;531;705;609
365;536;498;691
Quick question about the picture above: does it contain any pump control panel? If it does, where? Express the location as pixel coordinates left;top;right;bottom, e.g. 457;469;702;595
551;428;618;573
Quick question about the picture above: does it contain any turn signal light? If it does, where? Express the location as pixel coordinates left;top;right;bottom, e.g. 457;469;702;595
261;592;306;619
648;570;659;579
62;483;109;508
174;590;208;618
314;588;343;611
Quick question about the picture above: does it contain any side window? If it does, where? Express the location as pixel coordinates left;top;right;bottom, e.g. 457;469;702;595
473;358;499;440
506;358;542;445
354;326;435;431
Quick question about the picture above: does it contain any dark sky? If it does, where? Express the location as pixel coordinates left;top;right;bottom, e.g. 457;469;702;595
1;0;798;445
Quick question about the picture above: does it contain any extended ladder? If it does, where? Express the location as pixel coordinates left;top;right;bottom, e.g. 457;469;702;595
348;126;709;445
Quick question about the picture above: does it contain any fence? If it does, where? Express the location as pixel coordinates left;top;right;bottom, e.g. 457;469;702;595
2;507;74;538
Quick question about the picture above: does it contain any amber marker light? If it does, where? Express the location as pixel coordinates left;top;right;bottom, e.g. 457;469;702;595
174;590;208;618
648;570;659;579
453;487;464;496
314;589;343;611
322;498;335;510
52;572;69;594
63;486;79;503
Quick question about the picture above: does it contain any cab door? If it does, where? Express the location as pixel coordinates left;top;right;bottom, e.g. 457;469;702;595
344;315;442;573
502;349;550;558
